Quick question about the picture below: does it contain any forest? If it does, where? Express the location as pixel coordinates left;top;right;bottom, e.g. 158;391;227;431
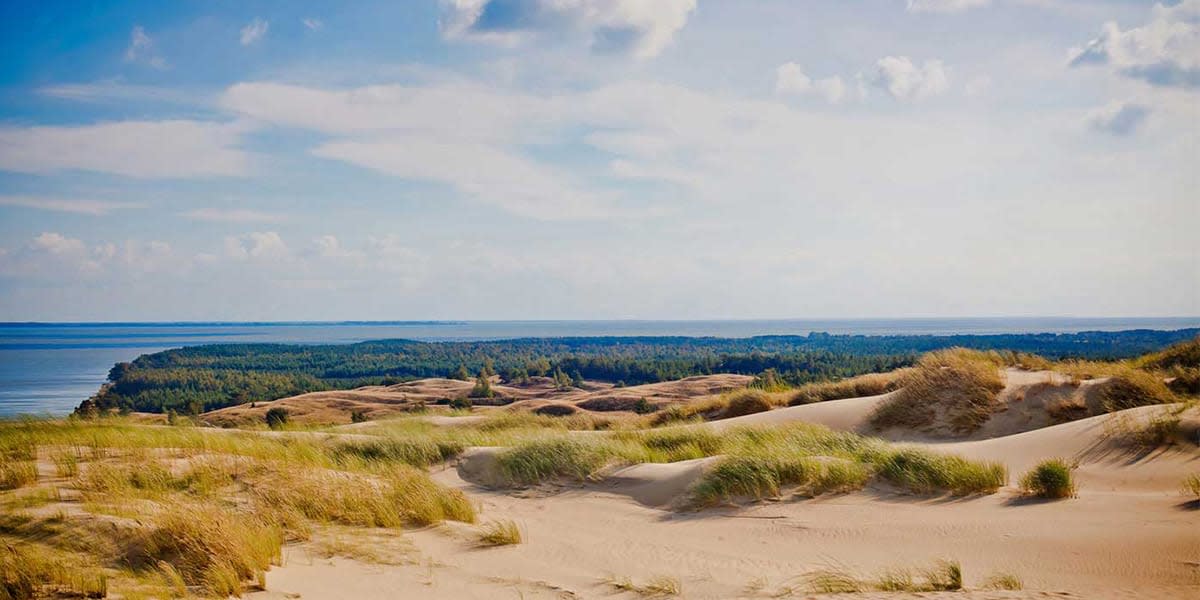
79;328;1200;415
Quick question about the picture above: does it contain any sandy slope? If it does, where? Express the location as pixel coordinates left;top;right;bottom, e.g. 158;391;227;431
251;402;1200;599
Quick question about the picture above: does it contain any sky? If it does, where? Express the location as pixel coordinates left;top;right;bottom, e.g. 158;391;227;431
0;0;1196;321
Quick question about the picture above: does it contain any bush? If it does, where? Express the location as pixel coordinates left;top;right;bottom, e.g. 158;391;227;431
632;398;656;414
448;397;472;410
533;403;578;417
721;389;773;419
350;410;369;423
265;407;289;430
1019;458;1076;499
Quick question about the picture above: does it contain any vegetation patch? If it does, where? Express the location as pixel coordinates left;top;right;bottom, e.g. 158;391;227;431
869;348;1006;434
0;462;37;491
1019;458;1077;499
788;370;907;406
477;520;522;546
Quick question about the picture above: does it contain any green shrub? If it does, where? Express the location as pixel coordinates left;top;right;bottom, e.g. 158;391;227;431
265;407;289;430
1019;458;1076;499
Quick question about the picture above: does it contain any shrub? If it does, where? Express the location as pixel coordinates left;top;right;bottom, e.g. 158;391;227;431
0;461;38;491
477;520;522;546
350;410;369;424
448;397;472;410
533;403;578;417
870;349;1005;434
265;407;289;430
469;372;494;398
1019;458;1076;499
632;398;656;414
721;389;773;419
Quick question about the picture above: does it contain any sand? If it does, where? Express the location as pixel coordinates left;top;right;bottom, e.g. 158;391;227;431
248;395;1200;599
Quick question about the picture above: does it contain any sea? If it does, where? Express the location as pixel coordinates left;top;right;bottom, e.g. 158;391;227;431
3;317;1199;417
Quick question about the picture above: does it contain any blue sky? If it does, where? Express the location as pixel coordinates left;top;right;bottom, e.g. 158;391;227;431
0;0;1196;320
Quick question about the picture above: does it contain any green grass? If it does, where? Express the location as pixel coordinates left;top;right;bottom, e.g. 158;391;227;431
874;448;1008;495
1019;458;1076;499
494;437;614;485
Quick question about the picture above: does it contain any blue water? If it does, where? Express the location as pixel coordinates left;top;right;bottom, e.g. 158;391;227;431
3;318;1199;417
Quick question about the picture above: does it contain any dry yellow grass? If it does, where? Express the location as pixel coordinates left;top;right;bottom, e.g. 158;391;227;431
869;348;1006;434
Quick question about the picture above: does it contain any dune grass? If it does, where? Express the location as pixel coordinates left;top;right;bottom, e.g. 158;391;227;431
1;542;108;600
1019;458;1076;499
0;417;481;599
802;559;963;594
1181;473;1200;499
788;370;908;406
604;574;681;597
0;462;37;491
869;348;1006;434
982;572;1023;590
874;448;1007;496
477;520;522;546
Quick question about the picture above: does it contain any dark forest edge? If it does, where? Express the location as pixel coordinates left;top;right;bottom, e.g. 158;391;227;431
77;329;1200;415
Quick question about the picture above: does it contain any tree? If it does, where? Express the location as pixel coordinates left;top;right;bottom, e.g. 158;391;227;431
470;370;494;398
570;370;585;388
452;365;470;381
503;367;530;385
553;368;573;391
265;407;290;430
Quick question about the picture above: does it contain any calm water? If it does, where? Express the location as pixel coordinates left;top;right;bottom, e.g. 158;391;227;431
3;318;1199;417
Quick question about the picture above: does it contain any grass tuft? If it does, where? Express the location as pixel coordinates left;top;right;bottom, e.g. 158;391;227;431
495;438;613;486
982;571;1023;590
0;462;37;491
1019;458;1076;499
875;448;1007;495
1181;473;1200;499
477;520;522;546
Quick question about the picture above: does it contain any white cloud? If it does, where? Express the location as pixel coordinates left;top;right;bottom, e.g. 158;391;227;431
181;208;282;223
223;232;288;260
0;120;252;178
302;17;324;31
439;0;696;59
871;56;950;100
240;18;270;46
31;232;86;255
906;0;990;13
0;196;142;215
123;25;166;68
1087;102;1151;135
1069;0;1200;88
775;63;847;104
